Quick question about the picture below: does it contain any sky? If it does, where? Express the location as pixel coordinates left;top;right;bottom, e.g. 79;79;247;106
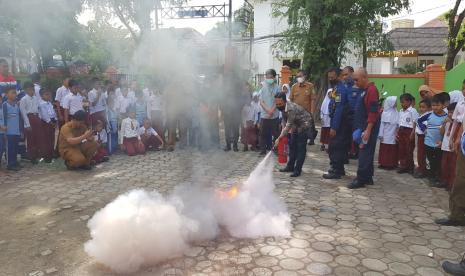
385;0;463;28
78;0;462;34
78;0;245;35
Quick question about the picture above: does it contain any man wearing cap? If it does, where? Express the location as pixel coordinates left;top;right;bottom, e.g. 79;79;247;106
58;110;98;170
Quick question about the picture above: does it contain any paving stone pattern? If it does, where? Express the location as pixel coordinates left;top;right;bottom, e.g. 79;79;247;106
0;146;463;276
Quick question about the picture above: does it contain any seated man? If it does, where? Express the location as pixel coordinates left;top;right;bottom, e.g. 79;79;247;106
58;110;98;170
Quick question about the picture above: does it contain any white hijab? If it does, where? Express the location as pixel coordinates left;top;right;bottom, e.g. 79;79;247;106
320;88;332;115
449;90;464;104
381;96;399;124
282;84;291;101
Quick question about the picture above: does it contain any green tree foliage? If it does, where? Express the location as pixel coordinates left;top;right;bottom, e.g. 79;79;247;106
86;0;186;43
272;0;409;83
79;20;134;73
398;62;422;74
445;0;465;70
0;0;85;72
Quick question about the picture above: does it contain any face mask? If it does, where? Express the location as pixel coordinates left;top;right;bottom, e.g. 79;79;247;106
276;105;285;111
297;77;304;83
265;79;274;85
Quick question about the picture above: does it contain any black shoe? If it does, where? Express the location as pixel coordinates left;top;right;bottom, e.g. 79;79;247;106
307;139;315;145
279;167;293;173
102;156;110;162
442;254;465;276
348;154;358;160
243;145;249;152
290;172;301;177
7;166;20;171
347;179;366;189
224;146;231;152
80;165;92;170
233;144;239;152
397;168;411;174
259;151;266;156
320;145;326;151
323;173;342;179
413;171;427;179
44;158;52;163
435;218;465;226
328;168;346;176
31;159;39;165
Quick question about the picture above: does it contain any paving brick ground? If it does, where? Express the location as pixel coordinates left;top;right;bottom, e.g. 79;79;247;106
0;144;463;276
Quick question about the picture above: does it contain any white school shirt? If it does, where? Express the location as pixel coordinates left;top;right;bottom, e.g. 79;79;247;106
34;83;41;98
251;101;260;123
88;89;107;114
62;93;84;115
241;104;256;126
379;122;398;145
138;126;158;136
146;90;164;112
119;117;140;144
452;100;465;123
116;95;135;114
38;99;57;123
320;89;332;128
398;107;419;128
19;94;39;128
441;121;452;152
55;85;70;106
94;129;108;144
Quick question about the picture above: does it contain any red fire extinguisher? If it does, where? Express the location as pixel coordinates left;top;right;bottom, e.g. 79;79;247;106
278;136;288;164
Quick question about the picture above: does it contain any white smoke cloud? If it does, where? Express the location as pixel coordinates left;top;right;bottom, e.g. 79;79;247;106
84;153;291;274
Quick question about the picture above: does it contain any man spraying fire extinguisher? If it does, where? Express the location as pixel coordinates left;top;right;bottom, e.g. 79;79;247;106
274;92;315;177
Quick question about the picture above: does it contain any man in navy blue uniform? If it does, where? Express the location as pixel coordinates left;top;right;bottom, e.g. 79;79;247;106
342;66;363;160
323;68;351;179
348;68;381;189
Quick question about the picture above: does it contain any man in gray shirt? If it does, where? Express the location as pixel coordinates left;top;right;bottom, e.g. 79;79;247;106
274;92;314;177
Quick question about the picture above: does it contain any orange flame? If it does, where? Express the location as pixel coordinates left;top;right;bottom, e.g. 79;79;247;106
216;186;239;200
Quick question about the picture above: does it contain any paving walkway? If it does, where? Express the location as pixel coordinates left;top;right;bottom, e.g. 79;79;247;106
0;145;463;276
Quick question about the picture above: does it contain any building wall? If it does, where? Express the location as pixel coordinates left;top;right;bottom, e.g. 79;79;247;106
445;62;465;92
369;75;425;99
252;0;297;75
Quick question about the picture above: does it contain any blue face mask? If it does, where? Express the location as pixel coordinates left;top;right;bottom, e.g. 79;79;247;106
265;79;274;85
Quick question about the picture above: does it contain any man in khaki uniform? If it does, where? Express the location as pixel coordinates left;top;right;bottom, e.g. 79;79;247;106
58;110;98;170
290;70;317;144
436;119;465;226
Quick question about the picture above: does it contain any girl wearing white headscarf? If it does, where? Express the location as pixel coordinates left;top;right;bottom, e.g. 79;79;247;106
319;88;332;151
378;96;399;169
282;84;291;101
449;90;464;104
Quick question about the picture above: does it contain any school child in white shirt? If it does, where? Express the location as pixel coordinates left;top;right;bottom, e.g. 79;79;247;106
378;96;399;170
19;81;40;164
92;120;109;163
441;103;457;190
396;93;419;174
241;99;259;151
119;107;145;156
414;99;432;178
139;118;164;151
38;88;57;163
320;88;332;152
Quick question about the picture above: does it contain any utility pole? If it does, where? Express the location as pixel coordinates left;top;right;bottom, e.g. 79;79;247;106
228;0;232;45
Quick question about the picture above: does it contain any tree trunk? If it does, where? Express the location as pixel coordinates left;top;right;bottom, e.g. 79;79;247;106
446;47;459;70
362;39;367;68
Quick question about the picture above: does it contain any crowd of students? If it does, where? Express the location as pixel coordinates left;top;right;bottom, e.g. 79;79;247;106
373;87;464;190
